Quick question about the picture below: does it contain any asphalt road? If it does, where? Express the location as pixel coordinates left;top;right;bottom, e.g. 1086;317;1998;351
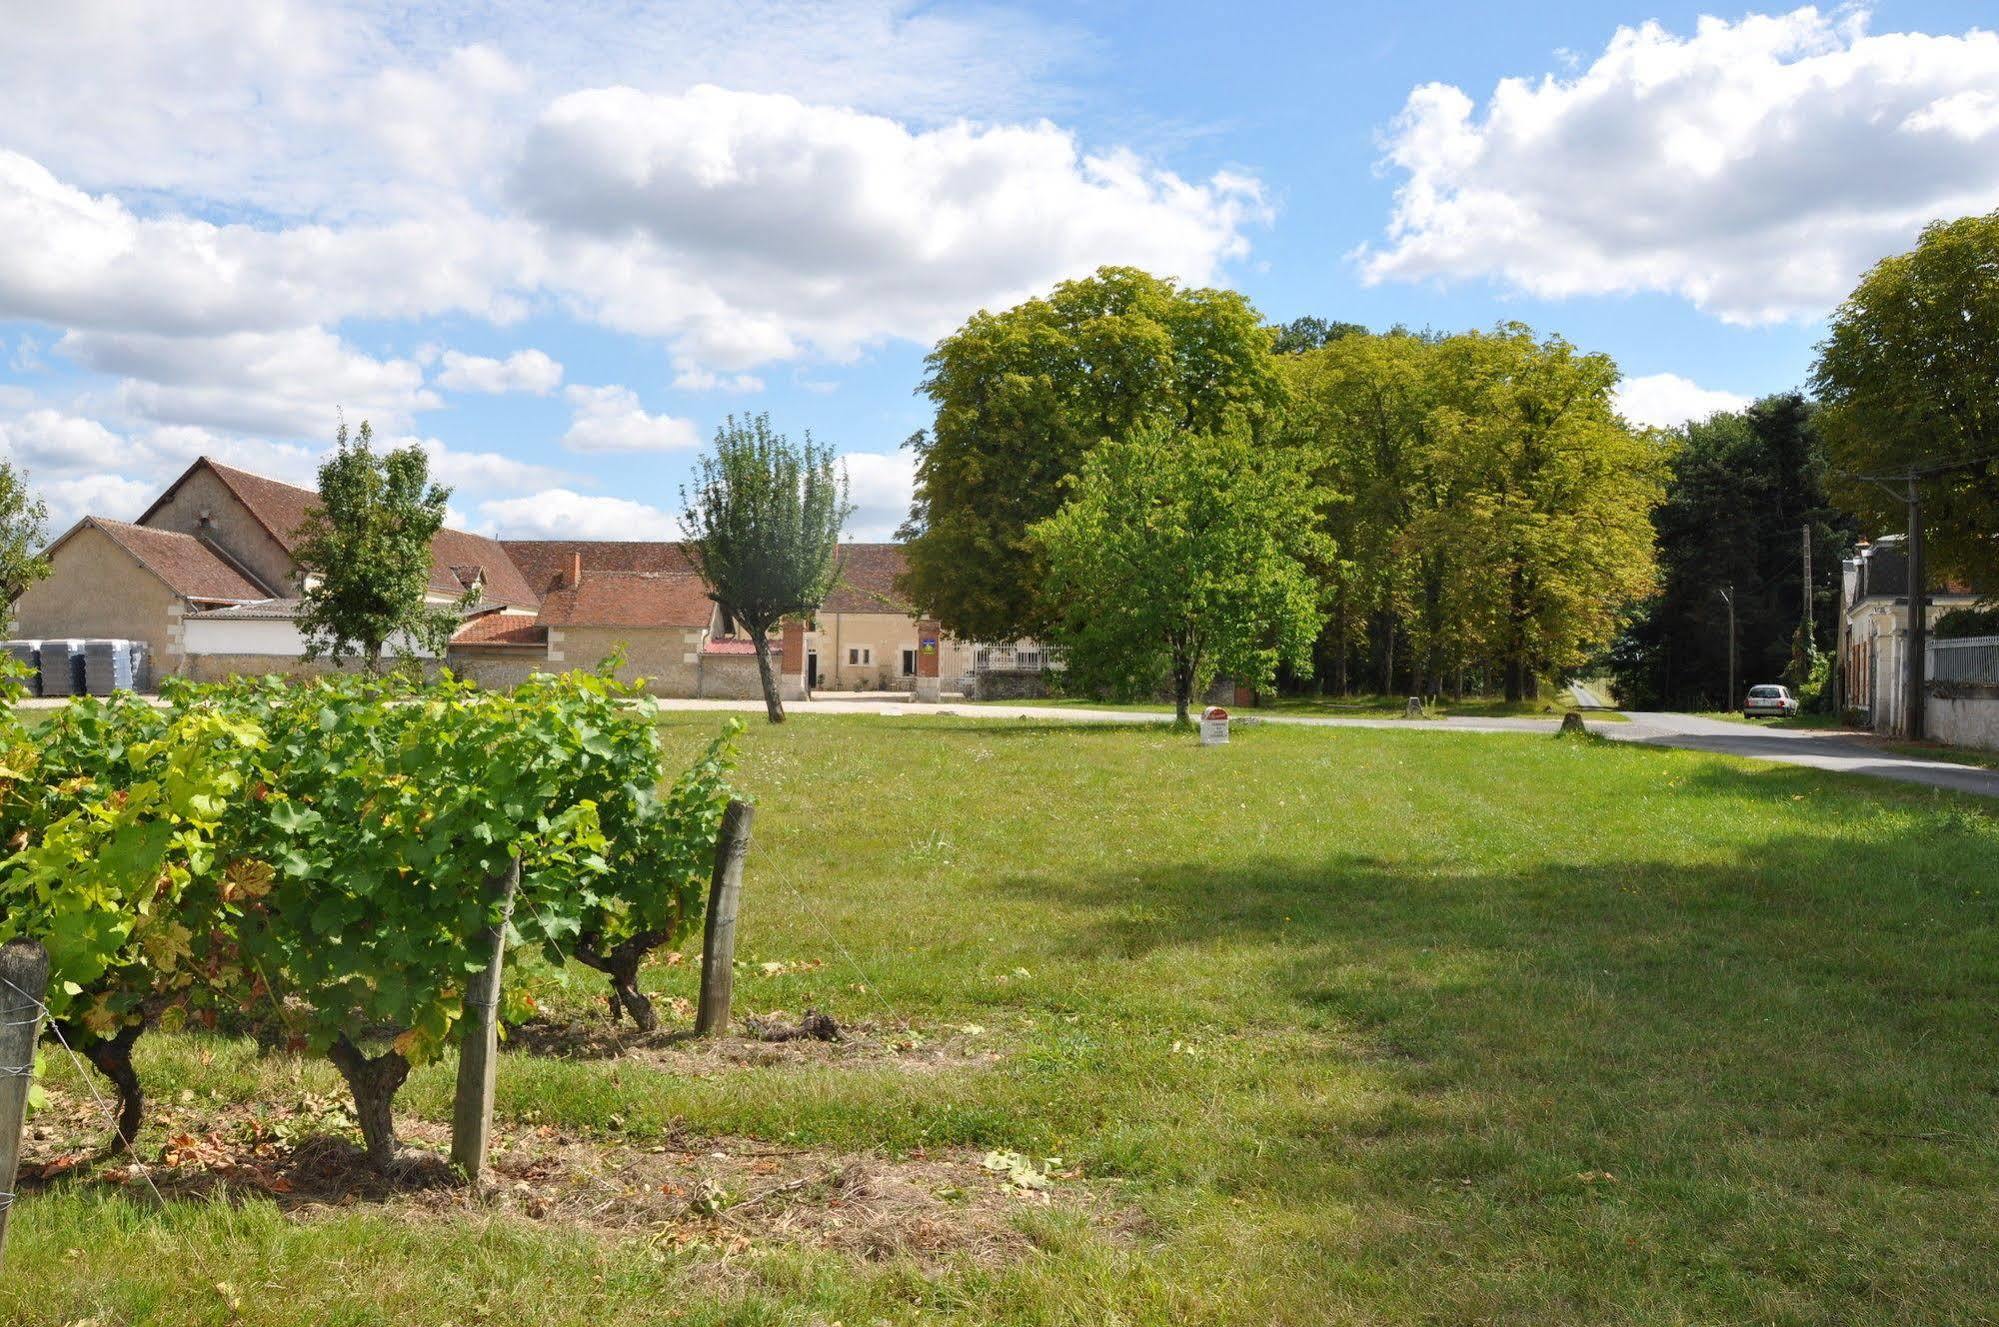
1605;710;1999;798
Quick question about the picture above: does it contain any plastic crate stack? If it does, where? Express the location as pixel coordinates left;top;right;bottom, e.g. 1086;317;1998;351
37;638;86;696
84;639;136;695
2;640;40;696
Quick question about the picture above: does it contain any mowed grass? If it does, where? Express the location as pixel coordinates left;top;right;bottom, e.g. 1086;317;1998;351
964;692;1624;722
8;715;1999;1325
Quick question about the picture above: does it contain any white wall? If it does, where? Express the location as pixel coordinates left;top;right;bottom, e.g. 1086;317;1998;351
183;616;441;658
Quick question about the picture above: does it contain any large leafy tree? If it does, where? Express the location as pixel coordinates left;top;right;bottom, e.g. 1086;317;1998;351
0;459;50;607
1609;396;1854;710
1031;416;1331;725
1278;326;1663;699
1812;210;1999;587
293;419;461;672
903;265;1285;642
681;413;851;723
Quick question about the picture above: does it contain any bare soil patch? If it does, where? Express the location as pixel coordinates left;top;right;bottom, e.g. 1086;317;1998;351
21;1087;1128;1272
507;1010;1007;1075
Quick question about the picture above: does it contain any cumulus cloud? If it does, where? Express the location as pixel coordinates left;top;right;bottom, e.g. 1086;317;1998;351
479;488;676;540
517;85;1268;364
1360;9;1999;323
559;384;700;453
1613;373;1752;430
435;347;564;395
839;449;916;541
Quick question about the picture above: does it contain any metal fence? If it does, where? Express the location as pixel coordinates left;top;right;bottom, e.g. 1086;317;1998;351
1929;635;1999;685
971;643;1066;673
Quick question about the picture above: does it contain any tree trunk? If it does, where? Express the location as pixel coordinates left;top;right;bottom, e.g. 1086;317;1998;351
577;932;668;1034
328;1035;411;1171
751;630;785;724
62;1022;144;1153
1172;656;1194;727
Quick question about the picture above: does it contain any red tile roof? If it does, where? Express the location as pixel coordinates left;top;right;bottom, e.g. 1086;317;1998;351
451;610;549;647
500;540;694;598
538;572;715;629
820;543;913;615
701;636;760;655
143;458;538;607
79;518;267;603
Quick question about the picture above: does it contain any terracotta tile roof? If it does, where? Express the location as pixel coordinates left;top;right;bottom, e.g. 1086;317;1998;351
500;540;694;598
820;543;913;615
145;458;538;607
451;610;549;647
539;572;715;629
701;636;760;655
81;518;267;603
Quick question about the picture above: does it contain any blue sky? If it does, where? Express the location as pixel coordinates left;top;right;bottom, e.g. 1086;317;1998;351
1;2;1995;542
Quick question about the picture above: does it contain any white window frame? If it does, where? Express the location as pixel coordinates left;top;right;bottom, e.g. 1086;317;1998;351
848;646;871;666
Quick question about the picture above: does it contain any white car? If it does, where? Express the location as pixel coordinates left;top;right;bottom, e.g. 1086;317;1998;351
1743;684;1799;719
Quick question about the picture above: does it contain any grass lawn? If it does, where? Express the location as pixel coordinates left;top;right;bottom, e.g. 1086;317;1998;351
8;716;1999;1325
965;692;1626;722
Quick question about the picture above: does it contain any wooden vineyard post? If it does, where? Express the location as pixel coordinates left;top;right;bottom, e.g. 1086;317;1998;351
0;940;50;1271
695;800;755;1037
451;856;520;1185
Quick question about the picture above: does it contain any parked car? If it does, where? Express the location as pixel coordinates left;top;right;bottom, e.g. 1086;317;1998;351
1743;684;1799;719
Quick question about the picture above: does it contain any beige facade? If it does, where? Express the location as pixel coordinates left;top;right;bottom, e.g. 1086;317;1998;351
140;465;292;596
697;653;765;699
548;626;705;696
12;524;184;668
811;611;924;691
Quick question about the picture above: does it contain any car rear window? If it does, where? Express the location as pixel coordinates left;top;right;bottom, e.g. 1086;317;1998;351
1748;686;1781;698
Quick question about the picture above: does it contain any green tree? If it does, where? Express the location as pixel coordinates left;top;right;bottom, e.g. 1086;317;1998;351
1812;210;1999;587
681;413;851;723
0;459;50;606
904;266;1285;642
1609;395;1854;710
1270;315;1369;354
1031;416;1331;725
293;419;461;673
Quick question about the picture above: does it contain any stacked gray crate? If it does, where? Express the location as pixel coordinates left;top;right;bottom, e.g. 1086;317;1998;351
2;640;41;695
129;640;152;692
84;639;135;695
40;638;85;696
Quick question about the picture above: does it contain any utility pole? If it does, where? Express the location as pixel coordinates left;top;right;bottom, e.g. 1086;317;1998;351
1800;524;1813;639
1716;584;1736;712
1904;476;1926;741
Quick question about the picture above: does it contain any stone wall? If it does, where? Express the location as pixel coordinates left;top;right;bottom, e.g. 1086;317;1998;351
182;653;348;684
963;669;1055;700
144;465;296;595
13;524;182;675
548;626;703;696
446;653;550;691
1926;684;1999;753
698;653;765;699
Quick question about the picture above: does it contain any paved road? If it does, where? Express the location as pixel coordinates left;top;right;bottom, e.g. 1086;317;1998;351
1605;710;1999;798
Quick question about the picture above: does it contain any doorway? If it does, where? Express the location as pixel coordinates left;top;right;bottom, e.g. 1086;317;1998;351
807;650;819;689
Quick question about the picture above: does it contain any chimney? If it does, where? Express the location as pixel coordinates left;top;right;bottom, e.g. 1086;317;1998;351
569;550;582;590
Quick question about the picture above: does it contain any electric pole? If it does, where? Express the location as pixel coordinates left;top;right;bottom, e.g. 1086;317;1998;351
1904;475;1926;740
1716;584;1736;712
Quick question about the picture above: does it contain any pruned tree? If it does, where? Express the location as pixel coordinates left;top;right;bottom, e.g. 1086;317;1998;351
0;460;50;609
293;419;462;673
680;414;852;723
1031;416;1332;725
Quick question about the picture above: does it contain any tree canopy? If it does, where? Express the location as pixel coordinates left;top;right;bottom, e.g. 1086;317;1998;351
680;413;851;723
1608;394;1853;710
1812;209;1999;587
293;420;461;672
0;459;50;606
1278;325;1663;699
902;265;1285;642
1032;416;1330;724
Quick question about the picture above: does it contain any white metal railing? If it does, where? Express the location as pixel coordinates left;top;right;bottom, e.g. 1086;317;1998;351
1930;635;1999;685
971;643;1066;672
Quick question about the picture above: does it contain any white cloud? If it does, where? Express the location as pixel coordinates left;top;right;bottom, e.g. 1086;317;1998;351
1361;10;1999;324
1613;373;1752;430
58;326;437;437
479;488;675;540
559;384;699;453
670;359;765;393
516;85;1268;366
435;347;564;395
840;449;915;541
